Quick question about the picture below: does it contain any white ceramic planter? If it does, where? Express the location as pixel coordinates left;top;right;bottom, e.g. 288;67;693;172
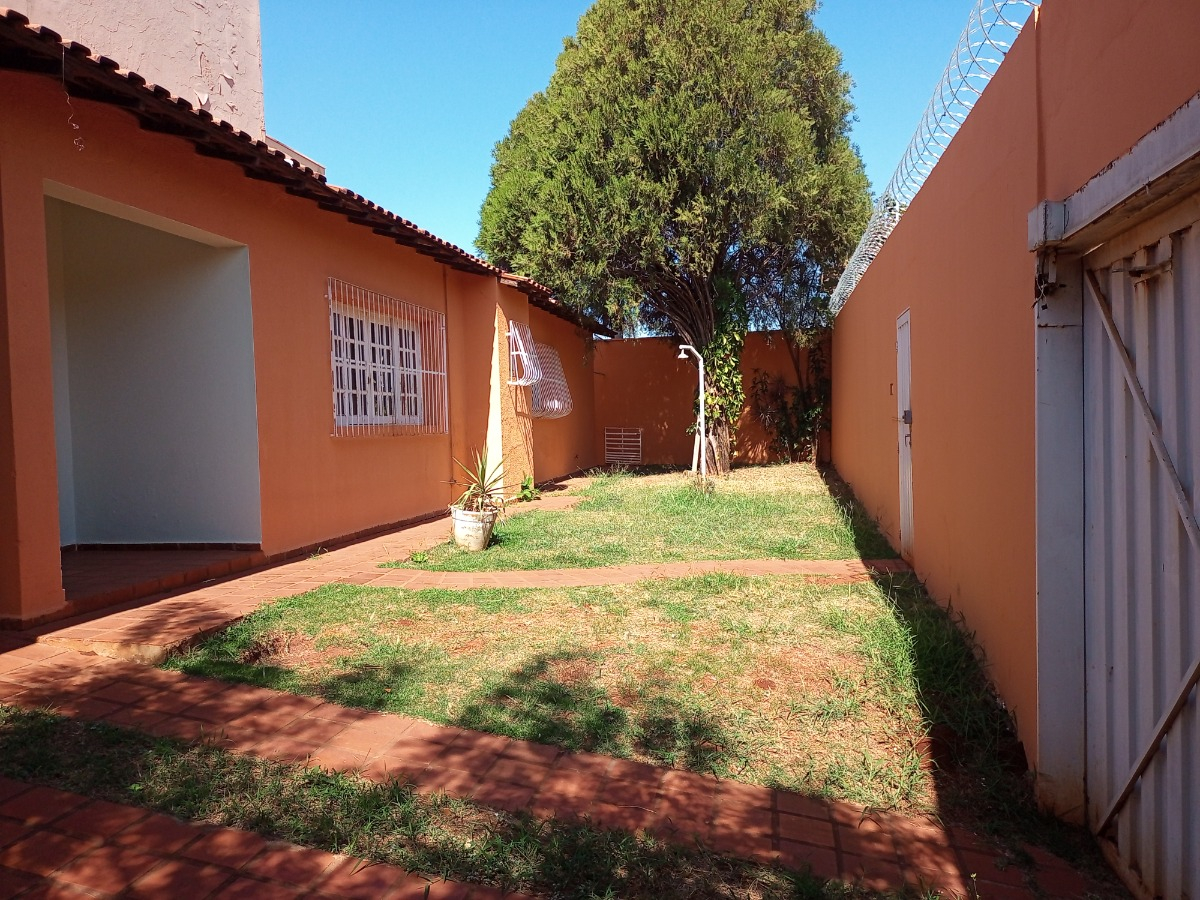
450;506;499;551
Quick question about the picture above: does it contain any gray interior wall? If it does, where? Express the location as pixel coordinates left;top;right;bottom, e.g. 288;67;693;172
45;200;77;546
47;198;262;544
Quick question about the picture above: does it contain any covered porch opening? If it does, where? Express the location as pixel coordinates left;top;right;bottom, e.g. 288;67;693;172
45;188;264;609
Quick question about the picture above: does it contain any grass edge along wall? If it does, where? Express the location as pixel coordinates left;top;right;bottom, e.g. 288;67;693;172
0;50;598;625
829;0;1200;817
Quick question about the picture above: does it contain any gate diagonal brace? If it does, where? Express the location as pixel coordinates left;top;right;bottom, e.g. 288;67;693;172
1085;267;1200;835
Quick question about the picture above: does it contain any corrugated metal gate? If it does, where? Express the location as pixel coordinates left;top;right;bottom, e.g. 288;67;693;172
1084;214;1200;898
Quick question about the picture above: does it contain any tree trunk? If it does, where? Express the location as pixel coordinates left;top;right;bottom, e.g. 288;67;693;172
707;419;732;475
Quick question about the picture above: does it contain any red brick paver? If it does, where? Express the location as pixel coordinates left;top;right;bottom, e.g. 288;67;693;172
0;776;507;899
24;486;593;664
22;475;906;665
0;488;1112;899
0;639;1110;898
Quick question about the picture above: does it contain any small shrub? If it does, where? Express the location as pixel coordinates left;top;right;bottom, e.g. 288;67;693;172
518;475;541;502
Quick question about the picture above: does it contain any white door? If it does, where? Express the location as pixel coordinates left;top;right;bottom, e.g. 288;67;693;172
1083;217;1200;900
896;310;914;560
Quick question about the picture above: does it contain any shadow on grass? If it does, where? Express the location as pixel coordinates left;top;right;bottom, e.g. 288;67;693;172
0;707;820;900
173;642;738;776
453;650;736;773
168;654;432;716
817;465;1117;874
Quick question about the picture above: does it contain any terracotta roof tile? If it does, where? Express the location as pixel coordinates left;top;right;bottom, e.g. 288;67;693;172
0;7;612;336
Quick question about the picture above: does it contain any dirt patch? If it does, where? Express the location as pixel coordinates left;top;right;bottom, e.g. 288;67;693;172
546;656;597;686
237;631;290;665
239;631;363;673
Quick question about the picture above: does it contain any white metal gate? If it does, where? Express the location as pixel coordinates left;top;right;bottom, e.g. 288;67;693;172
1083;217;1200;899
896;310;914;560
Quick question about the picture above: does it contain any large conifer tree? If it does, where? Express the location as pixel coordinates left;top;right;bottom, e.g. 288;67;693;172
478;0;870;471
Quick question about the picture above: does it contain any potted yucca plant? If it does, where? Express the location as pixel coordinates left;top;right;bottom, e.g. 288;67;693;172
450;449;505;550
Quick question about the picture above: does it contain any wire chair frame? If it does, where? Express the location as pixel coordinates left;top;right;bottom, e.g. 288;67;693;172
531;342;573;419
507;321;543;386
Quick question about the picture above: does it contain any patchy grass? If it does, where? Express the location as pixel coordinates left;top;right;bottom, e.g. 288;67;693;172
170;573;934;811
160;568;1128;880
388;464;896;571
0;706;877;900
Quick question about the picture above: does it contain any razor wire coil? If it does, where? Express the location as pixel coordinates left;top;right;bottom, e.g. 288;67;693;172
830;0;1040;314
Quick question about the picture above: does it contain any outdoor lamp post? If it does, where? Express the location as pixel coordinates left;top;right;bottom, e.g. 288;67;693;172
677;344;706;480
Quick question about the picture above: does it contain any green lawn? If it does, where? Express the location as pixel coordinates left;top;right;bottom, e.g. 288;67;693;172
173;573;949;811
389;464;897;572
154;462;1122;886
0;707;831;900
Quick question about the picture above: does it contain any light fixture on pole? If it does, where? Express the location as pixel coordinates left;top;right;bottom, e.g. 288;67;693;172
677;344;706;480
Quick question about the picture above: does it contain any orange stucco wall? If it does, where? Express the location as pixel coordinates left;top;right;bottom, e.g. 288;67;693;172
0;69;590;621
830;0;1200;763
529;308;597;481
593;332;818;467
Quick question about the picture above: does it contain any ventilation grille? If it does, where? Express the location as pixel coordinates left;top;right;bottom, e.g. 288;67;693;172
604;427;643;465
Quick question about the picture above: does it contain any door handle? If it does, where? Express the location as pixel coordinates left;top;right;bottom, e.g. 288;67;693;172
901;409;913;426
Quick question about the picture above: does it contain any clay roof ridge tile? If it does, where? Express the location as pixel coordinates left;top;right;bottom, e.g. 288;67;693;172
30;23;63;42
0;12;613;333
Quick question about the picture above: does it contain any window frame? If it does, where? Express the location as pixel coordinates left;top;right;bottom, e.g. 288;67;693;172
330;309;423;428
326;278;448;437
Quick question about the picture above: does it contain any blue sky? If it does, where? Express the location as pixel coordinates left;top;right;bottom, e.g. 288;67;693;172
260;1;974;255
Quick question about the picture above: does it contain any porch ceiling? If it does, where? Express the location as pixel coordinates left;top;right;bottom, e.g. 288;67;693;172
0;7;613;338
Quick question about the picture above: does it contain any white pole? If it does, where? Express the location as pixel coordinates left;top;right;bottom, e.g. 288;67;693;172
698;355;706;480
677;344;707;480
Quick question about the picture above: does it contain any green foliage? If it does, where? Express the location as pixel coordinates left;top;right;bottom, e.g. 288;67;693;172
517;475;541;502
698;278;748;453
452;449;506;512
478;0;871;467
749;334;831;462
750;371;822;461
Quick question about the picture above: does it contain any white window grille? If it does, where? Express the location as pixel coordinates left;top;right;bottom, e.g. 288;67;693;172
604;427;643;465
328;277;448;436
507;321;542;386
531;342;573;419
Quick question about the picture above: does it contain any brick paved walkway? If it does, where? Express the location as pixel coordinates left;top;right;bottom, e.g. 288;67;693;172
0;774;518;899
0;484;1112;898
0;639;1100;899
25;479;907;664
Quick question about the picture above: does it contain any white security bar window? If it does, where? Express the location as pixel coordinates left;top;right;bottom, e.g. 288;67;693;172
328;278;448;436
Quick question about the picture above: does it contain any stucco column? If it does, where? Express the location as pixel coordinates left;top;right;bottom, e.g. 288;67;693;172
0;161;66;621
1033;252;1086;822
490;287;535;493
